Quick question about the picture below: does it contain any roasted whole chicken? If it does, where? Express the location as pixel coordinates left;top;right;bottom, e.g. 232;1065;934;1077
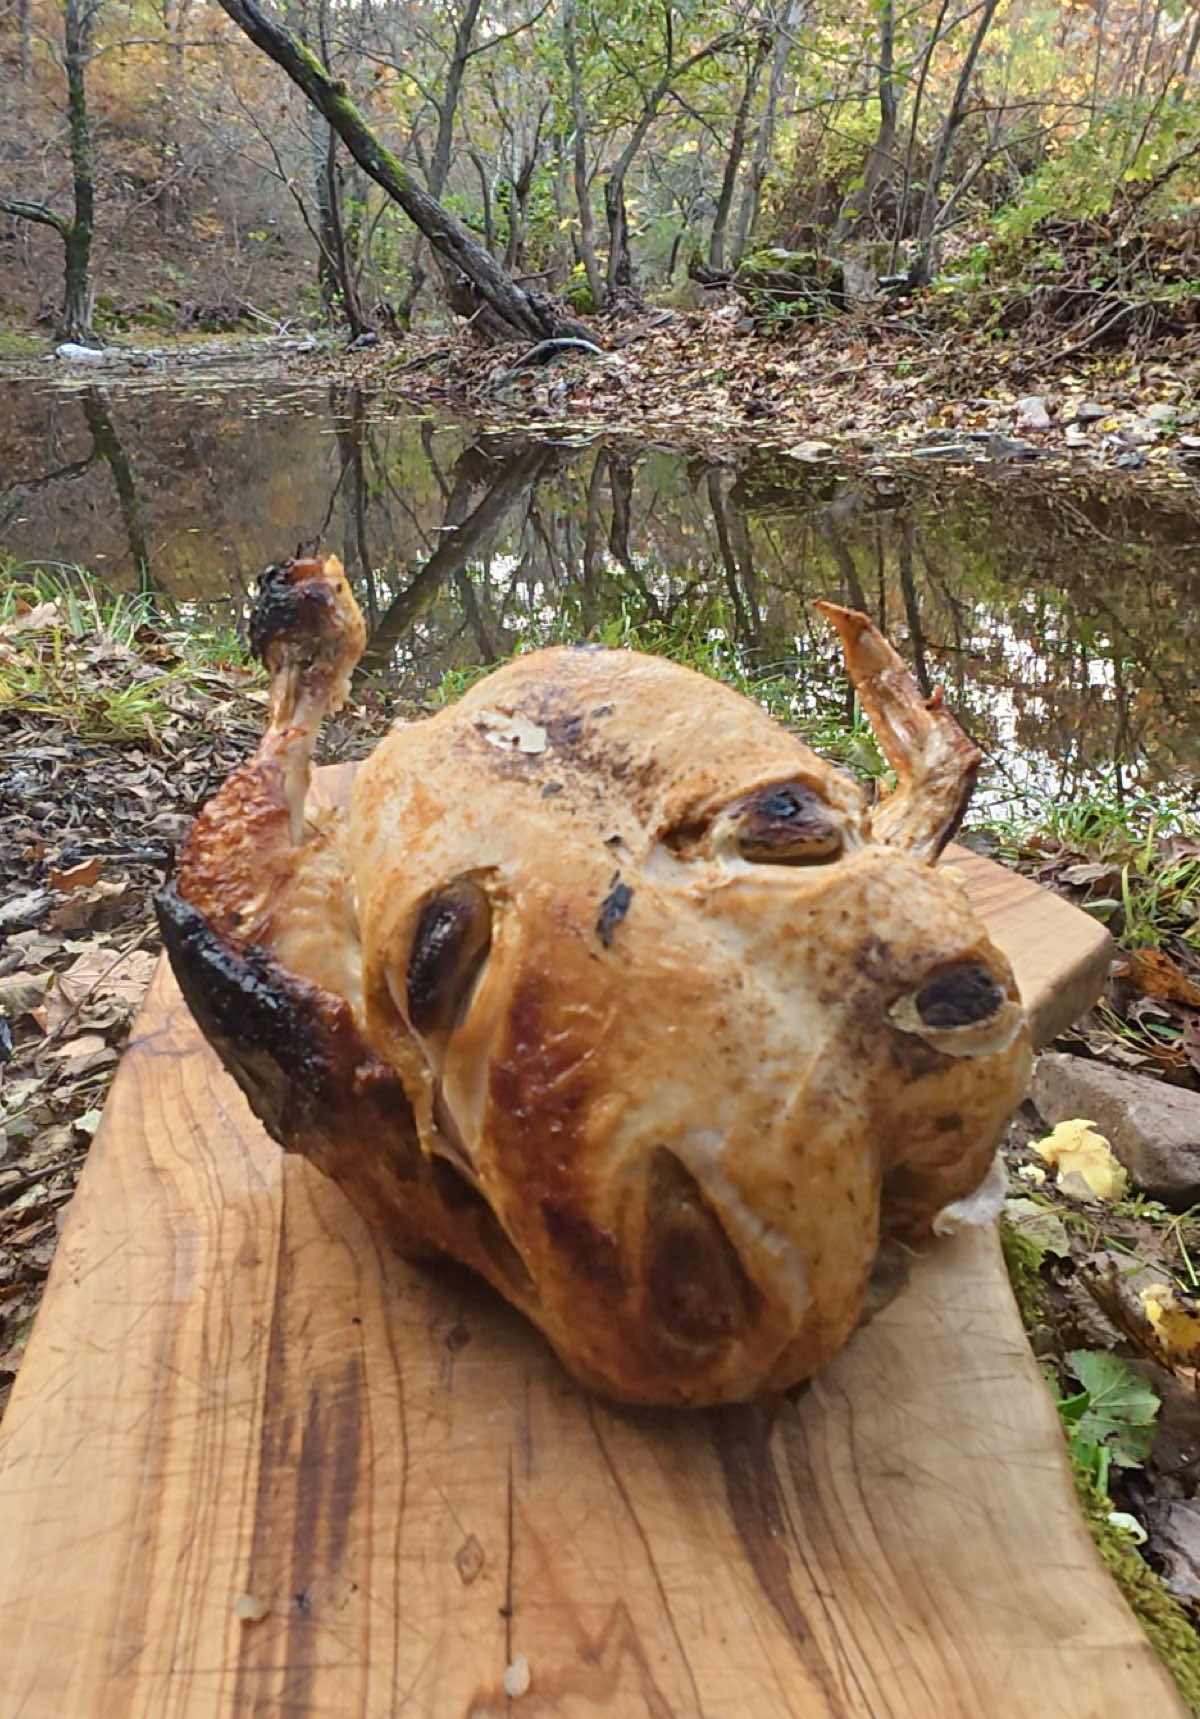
157;556;1031;1405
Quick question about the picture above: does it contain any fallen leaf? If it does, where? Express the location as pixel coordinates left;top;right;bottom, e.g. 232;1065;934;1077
1181;1014;1200;1079
40;943;157;1034
43;1034;117;1077
1;600;62;636
1002;1196;1071;1259
0;889;52;934
47;856;104;893
1120;948;1200;1009
1034;1117;1129;1201
0;970;54;1021
1140;1283;1200;1371
1059;861;1121;889
46;877;132;933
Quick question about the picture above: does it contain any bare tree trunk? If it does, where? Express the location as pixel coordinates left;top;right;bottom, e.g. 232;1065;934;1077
61;0;96;342
709;34;769;270
19;0;32;81
214;0;593;342
601;17;733;305
563;0;603;309
908;0;1000;287
331;385;374;618
833;0;896;246
580;448;609;636
429;0;484;197
706;469;751;641
890;0;950;273
310;112;341;319
896;518;931;698
467;148;497;251
322;132;370;334
731;0;801;267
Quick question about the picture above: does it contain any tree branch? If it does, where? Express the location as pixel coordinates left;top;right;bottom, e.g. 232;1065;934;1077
0;194;70;237
212;0;592;341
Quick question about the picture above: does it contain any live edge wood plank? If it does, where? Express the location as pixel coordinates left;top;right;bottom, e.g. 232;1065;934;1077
1;829;1174;1718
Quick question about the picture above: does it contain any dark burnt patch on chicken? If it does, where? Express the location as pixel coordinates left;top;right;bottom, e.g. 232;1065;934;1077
733;780;843;865
645;1150;759;1348
156;882;421;1177
250;558;353;669
914;962;1005;1029
406;880;493;1040
596;877;633;948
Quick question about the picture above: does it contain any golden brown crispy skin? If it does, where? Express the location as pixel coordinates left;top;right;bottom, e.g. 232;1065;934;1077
160;556;1031;1405
814;600;982;861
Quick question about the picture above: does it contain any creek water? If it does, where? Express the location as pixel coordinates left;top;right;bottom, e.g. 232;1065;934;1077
2;367;1198;822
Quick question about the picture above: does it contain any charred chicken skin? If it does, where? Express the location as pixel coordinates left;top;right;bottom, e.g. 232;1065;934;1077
158;555;1031;1405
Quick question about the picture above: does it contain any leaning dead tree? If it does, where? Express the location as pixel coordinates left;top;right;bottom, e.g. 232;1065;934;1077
214;0;594;344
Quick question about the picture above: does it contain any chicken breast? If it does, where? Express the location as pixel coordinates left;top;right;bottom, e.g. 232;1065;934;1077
158;555;1030;1404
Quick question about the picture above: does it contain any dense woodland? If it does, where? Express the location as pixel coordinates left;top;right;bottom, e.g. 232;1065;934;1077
2;0;1200;347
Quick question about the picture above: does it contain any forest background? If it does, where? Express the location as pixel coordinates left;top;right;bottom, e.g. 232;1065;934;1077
2;0;1199;356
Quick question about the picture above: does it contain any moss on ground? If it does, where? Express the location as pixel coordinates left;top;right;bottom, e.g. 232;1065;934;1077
998;1215;1050;1329
1070;1455;1200;1714
1000;1217;1200;1712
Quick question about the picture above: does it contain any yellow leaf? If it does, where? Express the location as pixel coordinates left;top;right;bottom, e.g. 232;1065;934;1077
1033;1117;1128;1201
1141;1284;1200;1368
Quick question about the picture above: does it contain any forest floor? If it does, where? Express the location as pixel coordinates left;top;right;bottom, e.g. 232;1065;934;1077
1;571;1199;1702
317;295;1200;494
9;286;1200;496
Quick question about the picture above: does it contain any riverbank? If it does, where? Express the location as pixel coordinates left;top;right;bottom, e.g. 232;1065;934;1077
6;302;1200;493
330;301;1200;486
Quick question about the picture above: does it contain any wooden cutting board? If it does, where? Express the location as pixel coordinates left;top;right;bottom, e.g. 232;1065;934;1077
0;784;1180;1719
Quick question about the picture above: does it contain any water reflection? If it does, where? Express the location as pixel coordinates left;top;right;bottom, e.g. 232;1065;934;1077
2;376;1198;819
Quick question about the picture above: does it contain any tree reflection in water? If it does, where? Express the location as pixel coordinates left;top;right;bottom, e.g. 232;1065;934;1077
1;378;1197;817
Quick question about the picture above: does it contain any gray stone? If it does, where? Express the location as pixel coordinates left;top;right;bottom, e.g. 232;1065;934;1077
1145;1499;1200;1602
1031;1051;1200;1207
984;434;1038;462
784;440;835;463
908;442;973;460
1015;394;1051;430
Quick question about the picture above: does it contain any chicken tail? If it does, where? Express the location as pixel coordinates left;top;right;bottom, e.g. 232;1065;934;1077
815;599;980;862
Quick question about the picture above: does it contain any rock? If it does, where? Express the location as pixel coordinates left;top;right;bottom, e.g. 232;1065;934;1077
1015;394;1051;431
1144;1499;1200;1602
54;342;107;362
1071;401;1107;425
907;442;973;460
984;434;1038;463
1114;448;1146;470
0;889;53;933
1030;1052;1200;1207
784;440;835;462
1145;402;1177;425
731;248;846;319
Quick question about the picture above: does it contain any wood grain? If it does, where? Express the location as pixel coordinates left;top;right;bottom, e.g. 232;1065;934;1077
2;800;1165;1719
943;843;1113;1050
